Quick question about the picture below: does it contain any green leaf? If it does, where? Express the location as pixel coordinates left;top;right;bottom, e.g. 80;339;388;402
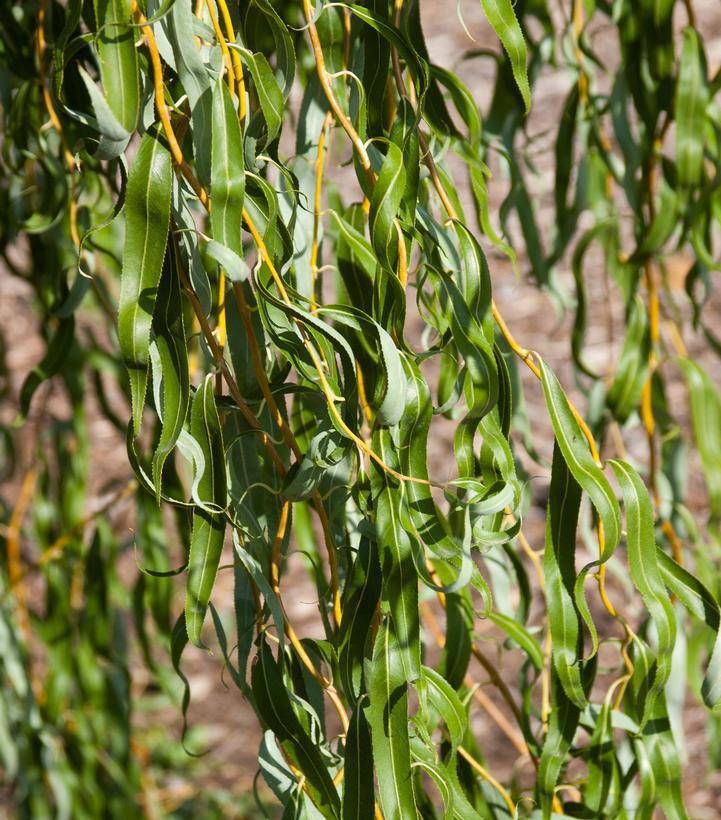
538;670;583;815
165;0;212;183
607;296;650;424
479;0;531;113
610;460;675;726
369;142;406;274
583;694;622;816
203;239;249;283
119;132;173;437
185;376;227;647
676;27;708;189
365;622;416;819
489;612;544;671
93;0;139;133
252;638;341;818
421;666;467;750
245;0;296;99
538;356;621;560
628;644;687;819
372;429;421;683
151;250;189;500
342;707;375;820
376;326;407;426
436;271;498;420
210;78;245;256
233;47;284;146
339;536;382;702
545;443;585;707
77;65;131;159
678;359;721;521
657;549;721;711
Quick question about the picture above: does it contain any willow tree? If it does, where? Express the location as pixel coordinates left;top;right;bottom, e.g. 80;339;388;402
2;0;721;817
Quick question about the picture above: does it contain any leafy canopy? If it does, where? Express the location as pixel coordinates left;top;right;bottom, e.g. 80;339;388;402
2;0;721;817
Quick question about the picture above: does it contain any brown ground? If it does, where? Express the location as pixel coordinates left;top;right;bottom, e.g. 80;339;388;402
3;0;721;817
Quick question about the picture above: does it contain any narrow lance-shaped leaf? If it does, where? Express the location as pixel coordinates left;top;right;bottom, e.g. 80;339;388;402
364;621;416;818
657;549;721;710
545;442;585;707
77;65;131;159
538;356;621;559
607;296;650;424
338;536;382;702
252;638;341;818
342;706;375;820
119;132;172;437
488;612;544;671
678;359;721;522
676;27;708;189
398;358;464;570
369;142;406;274
372;429;421;683
232;47;284;146
151;249;189;500
628;642;688;820
537;668;584;816
610;460;676;726
93;0;139;133
210;77;245;256
437;271;498;421
421;666;467;751
583;692;622;816
185;376;227;647
479;0;531;113
165;0;212;184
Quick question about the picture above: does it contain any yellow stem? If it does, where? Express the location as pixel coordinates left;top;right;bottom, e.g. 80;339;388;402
572;0;588;104
205;0;235;96
271;501;349;733
458;745;516;814
356;362;374;425
133;3;209;207
310;112;333;311
517;526;544;591
301;0;372;174
217;272;227;348
216;0;247;121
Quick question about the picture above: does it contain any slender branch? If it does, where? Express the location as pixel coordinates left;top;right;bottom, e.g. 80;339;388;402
270;500;349;733
458;745;516;814
310;111;334;311
301;0;373;175
231;283;342;624
177;252;287;474
421;601;529;758
216;0;247;122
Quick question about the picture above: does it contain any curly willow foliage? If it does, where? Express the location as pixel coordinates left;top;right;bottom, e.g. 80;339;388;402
3;0;721;816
